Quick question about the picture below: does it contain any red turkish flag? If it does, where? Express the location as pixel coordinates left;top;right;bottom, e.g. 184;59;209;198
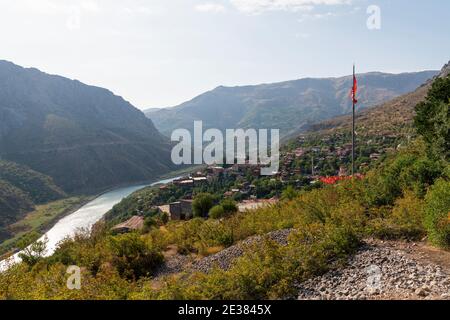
352;73;358;104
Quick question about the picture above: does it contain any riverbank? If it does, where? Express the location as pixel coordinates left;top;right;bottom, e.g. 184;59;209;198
0;166;199;261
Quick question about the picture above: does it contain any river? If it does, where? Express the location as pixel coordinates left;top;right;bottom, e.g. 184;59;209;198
0;176;180;270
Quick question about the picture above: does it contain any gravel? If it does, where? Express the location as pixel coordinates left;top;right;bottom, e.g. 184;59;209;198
190;229;292;273
153;254;194;279
153;229;293;279
297;239;450;300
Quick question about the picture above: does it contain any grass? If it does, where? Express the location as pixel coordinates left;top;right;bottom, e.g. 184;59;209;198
0;196;91;256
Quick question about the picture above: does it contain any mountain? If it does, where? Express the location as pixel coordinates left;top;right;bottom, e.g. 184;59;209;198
304;62;450;139
146;71;438;138
0;61;174;194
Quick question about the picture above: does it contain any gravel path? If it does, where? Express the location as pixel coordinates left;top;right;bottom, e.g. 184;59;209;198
297;239;450;300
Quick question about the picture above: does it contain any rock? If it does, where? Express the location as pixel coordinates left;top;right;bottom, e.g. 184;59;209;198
296;240;450;301
415;287;429;297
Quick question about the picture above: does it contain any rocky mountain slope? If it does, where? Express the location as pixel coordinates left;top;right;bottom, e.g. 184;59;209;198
0;61;174;194
146;71;438;138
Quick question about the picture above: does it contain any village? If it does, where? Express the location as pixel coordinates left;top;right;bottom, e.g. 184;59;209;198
110;130;399;233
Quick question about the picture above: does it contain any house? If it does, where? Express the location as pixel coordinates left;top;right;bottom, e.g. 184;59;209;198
168;199;193;220
193;177;208;185
111;216;144;234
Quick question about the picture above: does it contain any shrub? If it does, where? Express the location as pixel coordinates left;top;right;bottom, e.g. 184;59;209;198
368;191;426;240
281;185;298;201
192;193;216;218
220;199;238;214
209;205;225;219
424;178;450;248
148;223;360;300
107;233;164;279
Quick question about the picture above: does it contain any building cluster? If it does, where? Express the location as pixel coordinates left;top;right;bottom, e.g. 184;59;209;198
156;163;265;221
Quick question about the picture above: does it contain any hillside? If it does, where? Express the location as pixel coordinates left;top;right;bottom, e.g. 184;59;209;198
146;71;438;138
280;62;450;177
0;160;65;204
304;61;450;139
0;179;33;237
0;61;174;193
0;160;66;241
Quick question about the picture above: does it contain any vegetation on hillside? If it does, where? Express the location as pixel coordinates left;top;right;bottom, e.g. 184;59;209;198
0;159;67;245
0;160;65;204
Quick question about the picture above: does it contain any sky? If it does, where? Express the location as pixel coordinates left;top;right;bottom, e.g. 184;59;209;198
0;0;449;109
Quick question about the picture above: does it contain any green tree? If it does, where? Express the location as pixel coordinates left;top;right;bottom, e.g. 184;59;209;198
192;193;215;218
18;236;48;267
424;177;450;248
414;75;450;160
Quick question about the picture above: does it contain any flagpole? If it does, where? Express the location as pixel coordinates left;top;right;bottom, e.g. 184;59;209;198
352;64;356;177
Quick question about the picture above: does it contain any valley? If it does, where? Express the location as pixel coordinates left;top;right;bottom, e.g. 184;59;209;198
0;60;448;301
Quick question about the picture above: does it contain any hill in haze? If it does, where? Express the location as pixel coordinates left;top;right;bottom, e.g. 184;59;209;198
0;61;174;194
146;71;438;138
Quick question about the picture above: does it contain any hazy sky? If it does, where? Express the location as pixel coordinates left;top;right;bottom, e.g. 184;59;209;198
0;0;449;109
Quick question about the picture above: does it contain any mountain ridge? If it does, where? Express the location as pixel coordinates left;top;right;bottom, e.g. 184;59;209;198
0;60;174;194
145;70;438;138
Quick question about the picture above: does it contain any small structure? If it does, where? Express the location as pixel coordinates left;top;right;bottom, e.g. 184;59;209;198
112;216;144;234
169;199;193;220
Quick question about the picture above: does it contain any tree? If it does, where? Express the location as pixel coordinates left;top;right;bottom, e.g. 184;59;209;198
424;177;450;248
414;75;450;161
192;193;216;218
19;236;48;267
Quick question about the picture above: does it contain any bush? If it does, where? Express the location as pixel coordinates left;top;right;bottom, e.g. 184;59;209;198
220;199;238;214
192;193;216;218
424;178;450;248
368;191;426;240
148;223;360;300
362;141;442;206
281;185;298;201
209;205;225;219
107;233;164;279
